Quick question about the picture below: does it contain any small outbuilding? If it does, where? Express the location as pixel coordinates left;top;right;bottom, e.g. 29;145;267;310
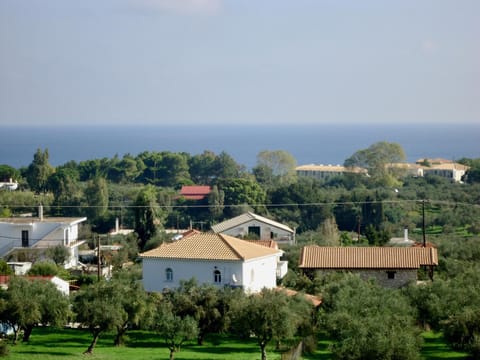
211;212;295;245
299;246;438;288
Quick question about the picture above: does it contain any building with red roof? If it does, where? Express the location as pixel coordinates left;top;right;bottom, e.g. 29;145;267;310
179;185;211;200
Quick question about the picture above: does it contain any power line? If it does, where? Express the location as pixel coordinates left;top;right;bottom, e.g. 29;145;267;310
1;199;479;210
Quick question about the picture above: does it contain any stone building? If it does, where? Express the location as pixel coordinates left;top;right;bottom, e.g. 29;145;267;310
298;246;438;288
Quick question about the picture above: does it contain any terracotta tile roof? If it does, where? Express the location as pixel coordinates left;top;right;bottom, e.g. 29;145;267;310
416;158;452;165
0;275;55;285
299;246;438;269
180;185;211;200
140;232;281;261
415;158;470;171
180;229;201;238
296;164;347;172
245;240;279;250
427;163;469;171
211;212;293;234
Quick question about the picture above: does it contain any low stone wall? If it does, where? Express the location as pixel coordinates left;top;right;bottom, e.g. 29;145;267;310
315;269;418;288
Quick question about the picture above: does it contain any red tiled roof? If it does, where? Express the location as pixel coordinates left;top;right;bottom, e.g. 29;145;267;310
180;186;211;200
181;229;201;238
245;240;279;250
299;246;438;269
0;275;55;285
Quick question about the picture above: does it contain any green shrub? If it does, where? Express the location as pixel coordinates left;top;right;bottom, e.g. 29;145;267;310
0;341;9;357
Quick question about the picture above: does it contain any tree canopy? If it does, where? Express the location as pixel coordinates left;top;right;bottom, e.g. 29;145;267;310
344;141;406;187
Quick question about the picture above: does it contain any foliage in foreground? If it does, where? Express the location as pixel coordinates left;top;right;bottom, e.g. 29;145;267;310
320;274;422;360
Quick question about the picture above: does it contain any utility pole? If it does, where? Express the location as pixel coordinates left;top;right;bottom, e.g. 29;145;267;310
356;215;361;242
422;199;426;247
97;234;101;281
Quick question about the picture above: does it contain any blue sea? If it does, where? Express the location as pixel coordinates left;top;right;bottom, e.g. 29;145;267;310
0;124;478;169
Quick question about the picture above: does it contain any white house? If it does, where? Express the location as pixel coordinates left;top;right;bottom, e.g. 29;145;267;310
211;212;295;245
416;158;469;183
0;178;18;191
0;210;87;268
140;232;285;293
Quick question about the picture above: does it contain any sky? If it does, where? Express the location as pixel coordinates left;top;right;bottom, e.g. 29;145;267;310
0;0;479;126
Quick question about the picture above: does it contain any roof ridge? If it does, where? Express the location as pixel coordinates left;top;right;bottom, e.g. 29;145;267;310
219;233;246;260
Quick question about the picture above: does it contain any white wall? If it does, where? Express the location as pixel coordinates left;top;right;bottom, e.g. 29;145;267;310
221;219;293;241
241;255;278;293
0;222;62;249
0;222;81;248
142;255;279;293
50;276;70;296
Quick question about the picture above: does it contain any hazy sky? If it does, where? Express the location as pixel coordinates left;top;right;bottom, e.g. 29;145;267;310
0;0;478;126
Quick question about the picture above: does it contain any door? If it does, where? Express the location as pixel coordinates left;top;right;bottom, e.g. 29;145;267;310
21;230;29;247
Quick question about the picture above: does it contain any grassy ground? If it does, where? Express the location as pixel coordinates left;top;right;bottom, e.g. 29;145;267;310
421;332;469;360
4;327;282;360
2;328;471;359
301;332;470;360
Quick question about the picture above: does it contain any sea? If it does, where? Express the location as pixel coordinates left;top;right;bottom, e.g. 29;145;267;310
0;123;478;169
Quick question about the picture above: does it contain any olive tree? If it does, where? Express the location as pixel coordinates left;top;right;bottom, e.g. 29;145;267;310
321;274;422;360
72;280;128;354
0;277;69;344
153;297;199;360
231;288;312;360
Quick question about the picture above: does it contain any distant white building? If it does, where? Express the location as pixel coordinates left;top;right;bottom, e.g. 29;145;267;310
417;159;469;183
296;164;366;181
0;207;87;268
140;232;285;293
0;178;18;191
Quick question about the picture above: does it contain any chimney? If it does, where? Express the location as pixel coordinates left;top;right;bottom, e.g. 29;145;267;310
39;205;43;221
115;217;119;233
404;227;409;242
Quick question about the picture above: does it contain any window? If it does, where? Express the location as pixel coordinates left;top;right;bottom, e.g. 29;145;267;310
21;230;29;247
214;269;222;283
387;271;396;279
165;268;173;282
64;228;70;246
248;226;261;238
